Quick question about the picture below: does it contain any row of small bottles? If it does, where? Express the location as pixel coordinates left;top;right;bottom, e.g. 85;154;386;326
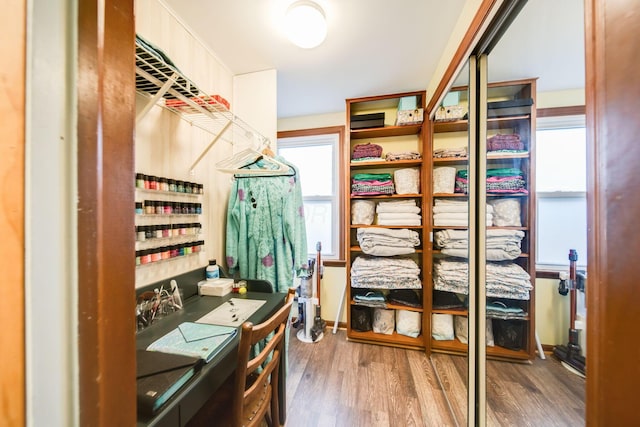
136;241;205;266
136;173;204;194
136;200;202;215
136;223;202;241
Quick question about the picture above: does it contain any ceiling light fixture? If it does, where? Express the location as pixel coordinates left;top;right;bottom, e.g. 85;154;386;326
284;1;327;49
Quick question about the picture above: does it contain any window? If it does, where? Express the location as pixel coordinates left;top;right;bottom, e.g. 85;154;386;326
535;113;587;270
277;127;345;263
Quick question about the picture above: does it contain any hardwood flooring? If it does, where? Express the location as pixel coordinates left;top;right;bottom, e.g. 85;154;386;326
285;329;585;427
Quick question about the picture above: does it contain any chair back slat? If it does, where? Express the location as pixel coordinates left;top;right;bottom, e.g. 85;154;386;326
231;288;295;426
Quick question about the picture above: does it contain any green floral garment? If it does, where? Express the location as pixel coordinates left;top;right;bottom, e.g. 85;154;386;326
226;158;308;292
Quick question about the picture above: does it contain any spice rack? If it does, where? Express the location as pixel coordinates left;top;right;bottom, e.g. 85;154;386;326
135;173;205;267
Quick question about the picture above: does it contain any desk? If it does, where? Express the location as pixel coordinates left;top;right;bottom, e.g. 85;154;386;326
136;291;284;427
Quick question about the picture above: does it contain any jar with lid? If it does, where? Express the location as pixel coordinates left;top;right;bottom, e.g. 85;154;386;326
136;173;145;189
135;202;143;215
144;200;154;214
160;177;169;192
206;259;220;280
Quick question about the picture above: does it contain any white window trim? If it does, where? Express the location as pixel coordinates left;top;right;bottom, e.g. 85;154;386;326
277;132;341;259
535;114;587;270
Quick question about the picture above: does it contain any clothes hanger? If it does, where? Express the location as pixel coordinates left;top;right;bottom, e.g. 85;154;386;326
216;146;294;177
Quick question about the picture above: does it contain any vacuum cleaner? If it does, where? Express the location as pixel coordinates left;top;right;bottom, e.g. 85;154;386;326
294;242;326;343
553;249;586;377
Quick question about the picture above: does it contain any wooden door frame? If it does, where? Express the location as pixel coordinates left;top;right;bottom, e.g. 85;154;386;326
430;0;640;425
77;0;136;425
5;0;638;425
584;0;640;424
0;0;26;425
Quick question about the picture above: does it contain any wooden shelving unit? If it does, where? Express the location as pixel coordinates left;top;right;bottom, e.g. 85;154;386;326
428;78;537;362
345;90;429;350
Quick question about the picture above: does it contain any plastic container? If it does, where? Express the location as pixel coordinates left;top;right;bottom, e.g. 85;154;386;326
206;259;220;281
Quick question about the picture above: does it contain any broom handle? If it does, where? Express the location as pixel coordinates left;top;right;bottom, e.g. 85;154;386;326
316;242;322;306
569;249;578;330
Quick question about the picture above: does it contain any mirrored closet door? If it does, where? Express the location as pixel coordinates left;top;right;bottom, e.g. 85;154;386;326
430;0;587;425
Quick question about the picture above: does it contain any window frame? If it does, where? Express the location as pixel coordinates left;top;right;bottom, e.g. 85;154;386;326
535;106;587;277
277;126;346;266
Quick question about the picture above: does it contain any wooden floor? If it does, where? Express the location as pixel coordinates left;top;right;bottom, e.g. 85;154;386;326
286;329;585;427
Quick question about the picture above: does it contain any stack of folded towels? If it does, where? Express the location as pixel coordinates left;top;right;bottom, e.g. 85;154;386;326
357;227;420;256
376;200;422;226
351;143;383;162
433;199;493;227
351;256;422;289
434;228;524;261
351;173;395;196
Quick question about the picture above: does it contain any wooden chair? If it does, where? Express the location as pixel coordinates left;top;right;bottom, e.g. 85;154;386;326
187;288;295;427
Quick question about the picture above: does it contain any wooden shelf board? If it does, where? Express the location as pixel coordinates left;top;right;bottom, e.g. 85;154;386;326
350;159;422;169
431;309;531;321
350;300;424;313
432;249;529;258
432;308;468;315
351;224;423;229
433;115;530;133
433;193;466;197
432;153;530;165
431;225;528;231
351;193;423;199
487;153;530;160
433;157;468;164
347;329;424;349
350;124;422;139
433;193;529;198
351;246;423;253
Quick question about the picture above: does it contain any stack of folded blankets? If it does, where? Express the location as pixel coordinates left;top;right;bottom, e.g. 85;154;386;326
486;300;528;320
351;173;395;196
357;227;420;256
433;258;532;300
351;256;421;289
487;133;525;153
351;143;383;162
387;289;422;308
376;200;422;225
434;228;524;261
385;151;422;161
432;199;493;227
454;168;528;194
433;146;467;159
352;289;387;308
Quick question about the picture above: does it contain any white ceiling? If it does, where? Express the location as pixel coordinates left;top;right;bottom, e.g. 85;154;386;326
162;0;584;119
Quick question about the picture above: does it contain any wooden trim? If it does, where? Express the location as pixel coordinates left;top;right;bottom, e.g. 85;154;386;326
277;126;346;262
0;0;26;424
325;320;347;330
536;270;561;280
537;106;586;118
585;0;640;424
323;260;346;268
77;1;136;426
426;0;498;116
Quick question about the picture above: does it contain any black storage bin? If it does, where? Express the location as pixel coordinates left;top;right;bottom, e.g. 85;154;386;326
492;319;525;350
350;112;385;130
351;306;372;332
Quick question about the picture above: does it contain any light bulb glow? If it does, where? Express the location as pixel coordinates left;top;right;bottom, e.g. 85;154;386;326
284;1;327;49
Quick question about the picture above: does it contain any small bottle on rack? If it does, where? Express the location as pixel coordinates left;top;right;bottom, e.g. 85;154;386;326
206;259;220;281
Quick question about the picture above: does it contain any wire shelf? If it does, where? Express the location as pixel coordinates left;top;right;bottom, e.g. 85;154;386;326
135;35;270;171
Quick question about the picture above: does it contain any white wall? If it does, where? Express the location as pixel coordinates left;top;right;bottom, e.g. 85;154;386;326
134;0;277;289
26;0;77;425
